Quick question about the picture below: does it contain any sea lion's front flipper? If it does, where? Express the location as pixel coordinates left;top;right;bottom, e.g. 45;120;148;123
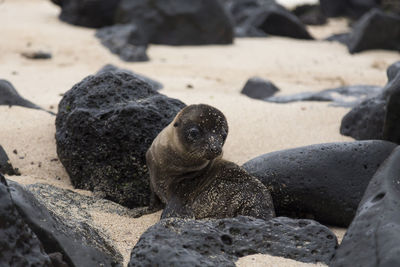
161;196;194;219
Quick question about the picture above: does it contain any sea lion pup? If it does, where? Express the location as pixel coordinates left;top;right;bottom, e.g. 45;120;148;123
146;104;275;220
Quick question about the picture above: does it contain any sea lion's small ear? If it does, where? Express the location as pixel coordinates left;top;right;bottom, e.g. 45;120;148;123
173;122;179;127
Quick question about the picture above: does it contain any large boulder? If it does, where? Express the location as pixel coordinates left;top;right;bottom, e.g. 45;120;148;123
331;146;400;266
9;181;122;267
224;0;313;39
346;9;400;54
242;141;397;227
340;71;400;141
50;0;121;28
387;61;400;82
95;24;149;62
114;0;234;45
129;216;338;266
55;71;185;208
0;175;52;266
0;145;19;175
383;77;400;144
319;0;380;19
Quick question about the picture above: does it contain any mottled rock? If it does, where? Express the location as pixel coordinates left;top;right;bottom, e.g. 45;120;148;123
0;79;54;114
266;84;382;107
320;0;380;19
241;77;280;100
242;141;397;227
346;9;400;53
9;181;122;267
387;61;400;82
114;0;234;45
331;146;400;267
225;1;313;39
97;64;163;91
55;71;185;208
129;216;337;266
50;0;121;28
0;175;52;266
292;4;327;25
96;24;149;62
0;145;19;175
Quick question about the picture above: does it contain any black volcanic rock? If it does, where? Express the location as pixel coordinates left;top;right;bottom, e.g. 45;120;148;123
242;141;397;227
97;64;163;91
225;1;313;39
387;61;400;82
340;72;400;141
114;0;234;45
266;84;382;107
346;9;400;54
129;216;337;266
383;78;400;144
50;0;121;28
55;71;185;208
0;145;18;175
96;24;149;62
292;4;327;25
0;175;52;267
320;0;380;19
331;146;400;267
241;77;280;99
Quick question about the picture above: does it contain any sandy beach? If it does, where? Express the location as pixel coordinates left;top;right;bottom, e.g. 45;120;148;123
1;0;399;265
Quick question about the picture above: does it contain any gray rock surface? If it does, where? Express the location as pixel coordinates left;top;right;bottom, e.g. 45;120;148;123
320;0;380;19
0;175;52;267
96;24;149;62
114;0;234;45
129;216;338;266
387;61;400;82
241;77;280;99
9;181;123;267
55;71;185;208
50;0;121;28
242;141;397;227
266;84;382;107
97;64;163;91
331;146;400;267
0;145;19;175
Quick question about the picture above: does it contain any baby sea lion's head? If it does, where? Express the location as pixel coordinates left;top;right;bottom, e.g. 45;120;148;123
173;104;228;160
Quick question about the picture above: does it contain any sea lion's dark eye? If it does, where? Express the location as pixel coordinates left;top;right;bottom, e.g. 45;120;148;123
221;128;228;141
188;127;201;139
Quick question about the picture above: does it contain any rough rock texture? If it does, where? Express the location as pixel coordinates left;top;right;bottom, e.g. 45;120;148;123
319;0;380;19
383;78;400;144
96;24;149;62
0;79;54;114
0;145;19;175
266;84;382;107
292;4;327;25
242;141;397;227
55;71;185;208
50;0;121;28
387;61;400;82
0;175;52;266
346;9;400;54
240;77;280;100
340;72;400;140
340;95;386;139
129;216;338;266
224;0;313;39
97;64;163;91
114;0;234;45
8;181;122;267
331;146;400;267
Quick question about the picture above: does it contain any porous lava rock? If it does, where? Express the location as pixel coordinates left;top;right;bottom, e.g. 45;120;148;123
242;141;397;227
55;71;185;208
331;146;400;267
129;216;338;266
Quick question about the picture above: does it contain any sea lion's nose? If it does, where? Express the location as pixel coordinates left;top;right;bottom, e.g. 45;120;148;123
210;145;222;155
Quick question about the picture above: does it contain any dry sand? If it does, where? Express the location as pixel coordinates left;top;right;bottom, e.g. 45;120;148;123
1;0;399;266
